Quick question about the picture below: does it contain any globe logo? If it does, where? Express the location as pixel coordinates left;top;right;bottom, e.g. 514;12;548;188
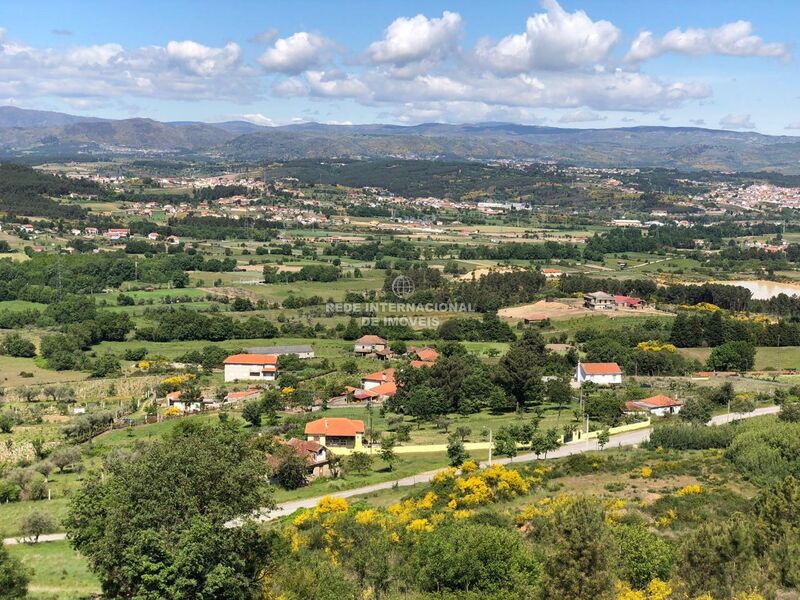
391;275;415;299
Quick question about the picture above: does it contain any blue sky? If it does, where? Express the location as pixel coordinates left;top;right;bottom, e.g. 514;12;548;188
0;0;797;133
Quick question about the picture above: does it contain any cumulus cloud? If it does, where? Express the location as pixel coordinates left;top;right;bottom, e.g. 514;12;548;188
305;70;370;99
784;122;800;130
258;32;332;74
475;0;620;73
0;32;257;104
166;40;241;76
558;108;606;123
366;11;462;67
626;21;790;62
719;114;755;130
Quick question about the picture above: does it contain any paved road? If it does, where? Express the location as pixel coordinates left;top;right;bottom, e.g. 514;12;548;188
3;405;780;544
248;405;780;523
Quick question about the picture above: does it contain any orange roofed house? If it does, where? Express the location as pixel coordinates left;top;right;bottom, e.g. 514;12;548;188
576;362;622;385
223;353;279;383
625;395;683;417
305;417;365;449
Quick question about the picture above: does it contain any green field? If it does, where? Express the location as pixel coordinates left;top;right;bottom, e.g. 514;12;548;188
678;346;800;371
7;540;100;600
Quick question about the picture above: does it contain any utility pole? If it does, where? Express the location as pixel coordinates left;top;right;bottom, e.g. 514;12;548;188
488;428;493;466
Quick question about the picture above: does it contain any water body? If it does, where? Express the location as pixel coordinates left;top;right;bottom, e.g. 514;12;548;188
723;280;800;300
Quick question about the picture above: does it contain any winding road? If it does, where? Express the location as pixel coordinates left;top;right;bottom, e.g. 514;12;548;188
2;405;780;545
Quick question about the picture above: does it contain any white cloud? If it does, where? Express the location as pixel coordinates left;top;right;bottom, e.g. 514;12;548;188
719;114;755;130
166;41;241;76
626;21;790;62
784;122;800;130
305;70;370;99
66;43;123;68
366;11;462;67
690;118;706;126
392;100;543;124
241;113;275;126
0;33;257;104
475;0;620;73
558;108;606;123
258;32;332;74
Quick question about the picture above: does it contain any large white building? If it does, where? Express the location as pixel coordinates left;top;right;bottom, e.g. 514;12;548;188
223;353;278;383
576;362;622;385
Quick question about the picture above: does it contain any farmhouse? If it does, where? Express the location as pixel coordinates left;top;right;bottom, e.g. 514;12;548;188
362;368;395;391
576;362;622;385
223;353;279;382
354;335;388;356
584;291;616;310
542;268;562;279
305;417;365;449
269;439;331;479
614;295;644;309
246;344;315;359
625;395;683;416
165;390;202;413
407;346;439;363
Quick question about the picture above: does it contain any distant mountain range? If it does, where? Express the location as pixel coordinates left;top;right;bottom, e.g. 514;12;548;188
2;105;800;173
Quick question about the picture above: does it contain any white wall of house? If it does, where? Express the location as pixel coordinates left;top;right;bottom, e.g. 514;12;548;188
224;363;277;383
650;405;682;417
362;379;381;391
577;369;622;385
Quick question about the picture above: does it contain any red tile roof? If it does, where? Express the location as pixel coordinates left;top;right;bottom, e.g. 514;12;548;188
580;362;622;375
223;353;278;365
638;394;682;408
305;417;365;437
413;347;439;362
355;335;387;345
614;295;643;305
368;381;397;397
410;360;435;369
362;368;395;383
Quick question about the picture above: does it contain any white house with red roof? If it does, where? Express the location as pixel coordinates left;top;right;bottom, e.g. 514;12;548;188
576;362;622;385
625;395;682;417
223;353;279;382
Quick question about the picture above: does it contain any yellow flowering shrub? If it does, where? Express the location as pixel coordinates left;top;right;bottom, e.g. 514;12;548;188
164;406;182;416
406;518;433;533
641;466;653;478
675;484;703;497
455;476;494;507
314;496;349;516
656;509;677;528
161;374;195;388
616;579;673;600
516;494;576;523
431;467;457;485
636;340;677;353
460;459;478;473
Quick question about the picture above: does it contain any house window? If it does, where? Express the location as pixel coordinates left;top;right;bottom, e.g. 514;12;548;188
250;371;261;377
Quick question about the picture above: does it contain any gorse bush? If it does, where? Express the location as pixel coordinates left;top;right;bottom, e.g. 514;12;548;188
646;423;736;450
